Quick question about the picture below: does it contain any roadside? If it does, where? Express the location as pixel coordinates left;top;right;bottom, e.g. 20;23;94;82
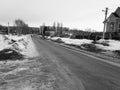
46;36;120;65
0;34;85;90
0;35;57;90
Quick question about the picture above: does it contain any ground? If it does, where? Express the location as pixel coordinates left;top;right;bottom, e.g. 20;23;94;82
0;35;83;90
0;35;120;90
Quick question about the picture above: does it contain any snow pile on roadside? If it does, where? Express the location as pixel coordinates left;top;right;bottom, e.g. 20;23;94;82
51;37;93;45
21;36;39;57
0;35;11;51
0;35;38;58
61;38;93;45
96;39;120;51
50;37;61;40
51;37;120;53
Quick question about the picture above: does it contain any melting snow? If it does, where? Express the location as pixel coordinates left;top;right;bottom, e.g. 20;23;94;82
51;37;120;51
61;38;93;45
96;39;120;51
0;34;38;58
51;37;93;45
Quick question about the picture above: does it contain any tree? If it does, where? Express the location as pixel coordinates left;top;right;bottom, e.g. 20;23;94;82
14;19;29;35
0;25;3;30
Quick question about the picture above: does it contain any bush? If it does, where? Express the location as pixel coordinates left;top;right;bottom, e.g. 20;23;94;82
81;43;104;53
114;50;120;56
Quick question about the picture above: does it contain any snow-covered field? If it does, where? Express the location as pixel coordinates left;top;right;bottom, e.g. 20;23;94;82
0;34;38;58
50;37;120;52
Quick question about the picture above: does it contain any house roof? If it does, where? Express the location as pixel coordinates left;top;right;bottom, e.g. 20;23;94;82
104;7;120;23
112;13;119;18
114;7;120;17
115;7;120;13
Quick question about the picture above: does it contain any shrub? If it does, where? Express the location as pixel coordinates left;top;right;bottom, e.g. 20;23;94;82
81;43;104;53
114;50;120;56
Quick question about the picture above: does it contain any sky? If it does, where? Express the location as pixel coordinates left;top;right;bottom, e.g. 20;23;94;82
0;0;119;31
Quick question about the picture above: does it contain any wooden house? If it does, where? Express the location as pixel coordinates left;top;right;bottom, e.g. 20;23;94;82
105;7;120;32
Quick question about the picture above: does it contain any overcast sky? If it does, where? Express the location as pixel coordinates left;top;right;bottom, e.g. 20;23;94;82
0;0;119;31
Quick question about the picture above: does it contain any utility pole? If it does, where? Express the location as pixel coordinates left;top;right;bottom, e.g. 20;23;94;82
102;7;108;39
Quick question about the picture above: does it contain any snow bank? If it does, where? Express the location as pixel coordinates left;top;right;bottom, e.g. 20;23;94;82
0;35;38;58
0;35;11;51
51;37;93;45
61;38;93;45
51;36;120;52
21;36;39;57
51;37;61;40
96;39;120;51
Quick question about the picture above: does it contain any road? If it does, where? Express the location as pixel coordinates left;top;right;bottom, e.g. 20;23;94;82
33;36;120;90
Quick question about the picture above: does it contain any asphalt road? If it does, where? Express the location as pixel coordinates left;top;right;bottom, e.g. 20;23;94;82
33;36;120;90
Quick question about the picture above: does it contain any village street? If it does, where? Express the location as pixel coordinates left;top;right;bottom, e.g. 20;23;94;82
0;35;84;90
33;36;120;90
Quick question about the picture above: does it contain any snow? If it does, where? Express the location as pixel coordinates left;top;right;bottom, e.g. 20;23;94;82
96;39;120;51
51;37;120;51
0;34;38;58
21;36;39;57
0;35;11;51
50;37;61;40
61;38;93;45
51;37;93;45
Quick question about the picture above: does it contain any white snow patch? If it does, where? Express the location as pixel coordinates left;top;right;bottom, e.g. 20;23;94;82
61;38;93;45
51;37;61;40
51;37;120;52
51;37;93;46
0;35;11;51
96;39;120;51
21;36;39;57
0;34;38;58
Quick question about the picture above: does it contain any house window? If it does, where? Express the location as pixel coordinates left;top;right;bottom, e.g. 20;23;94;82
110;23;114;30
110;23;114;27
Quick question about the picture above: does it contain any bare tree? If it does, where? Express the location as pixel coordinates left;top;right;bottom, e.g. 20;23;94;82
14;19;29;35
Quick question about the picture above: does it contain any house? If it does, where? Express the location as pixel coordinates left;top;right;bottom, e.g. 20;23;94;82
105;7;120;32
104;7;120;39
